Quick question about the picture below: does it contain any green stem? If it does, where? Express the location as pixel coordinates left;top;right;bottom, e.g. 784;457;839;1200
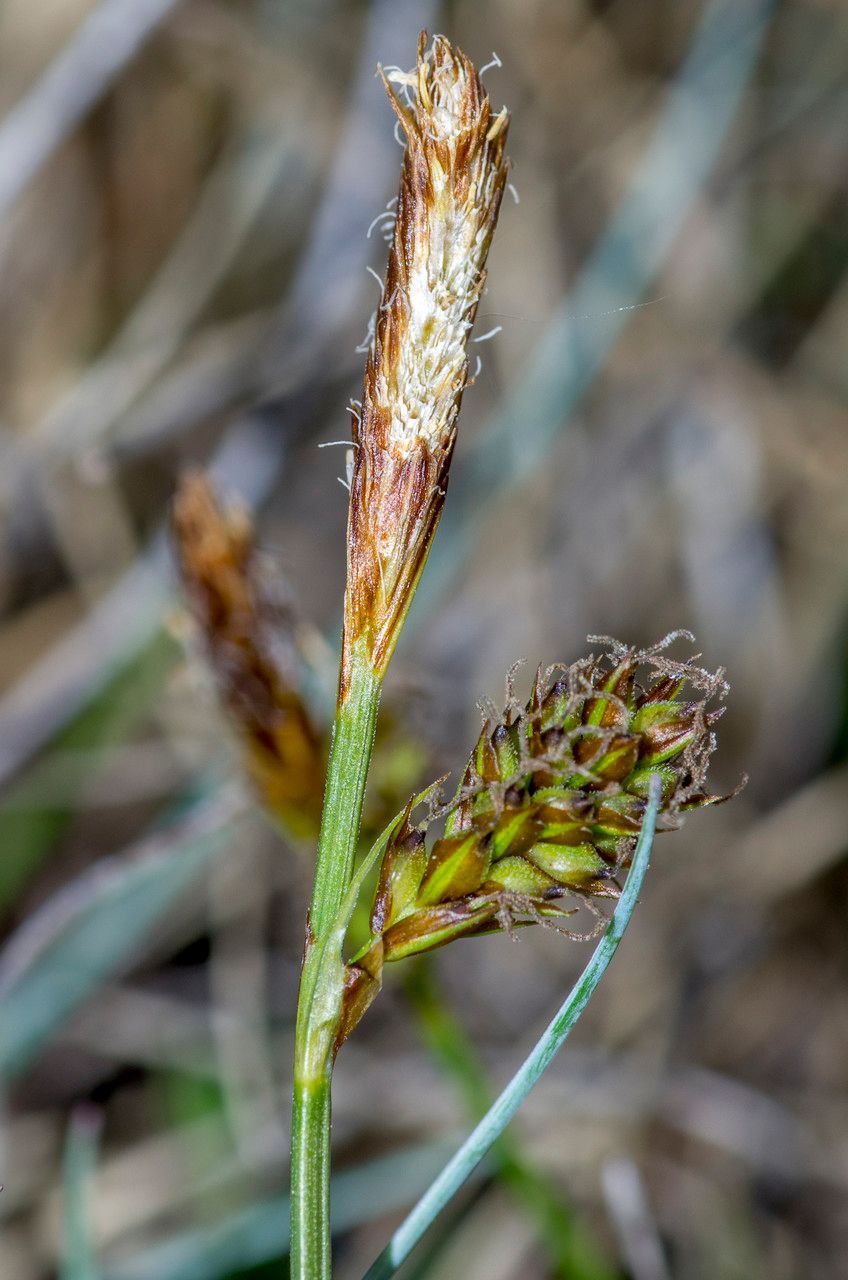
310;649;382;939
290;643;382;1280
290;1079;332;1280
362;775;661;1280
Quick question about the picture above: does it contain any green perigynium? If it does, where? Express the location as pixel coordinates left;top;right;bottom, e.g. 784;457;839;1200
338;631;732;1043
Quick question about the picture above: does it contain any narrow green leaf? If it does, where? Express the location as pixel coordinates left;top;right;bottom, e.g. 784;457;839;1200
0;788;241;1079
406;963;618;1280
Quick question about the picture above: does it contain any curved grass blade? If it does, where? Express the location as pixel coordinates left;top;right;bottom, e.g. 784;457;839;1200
405;963;618;1280
0;786;241;1080
362;775;662;1280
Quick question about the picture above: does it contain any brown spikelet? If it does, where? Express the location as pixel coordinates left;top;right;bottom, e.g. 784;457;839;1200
172;471;325;834
341;32;510;698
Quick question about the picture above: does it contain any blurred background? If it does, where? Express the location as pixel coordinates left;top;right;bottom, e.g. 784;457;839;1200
1;0;847;1277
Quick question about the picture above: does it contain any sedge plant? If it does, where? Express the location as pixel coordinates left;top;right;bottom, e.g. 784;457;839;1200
292;35;510;1279
172;471;613;1277
173;30;735;1280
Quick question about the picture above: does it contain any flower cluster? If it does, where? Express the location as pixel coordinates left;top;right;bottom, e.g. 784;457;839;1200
339;634;730;1043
